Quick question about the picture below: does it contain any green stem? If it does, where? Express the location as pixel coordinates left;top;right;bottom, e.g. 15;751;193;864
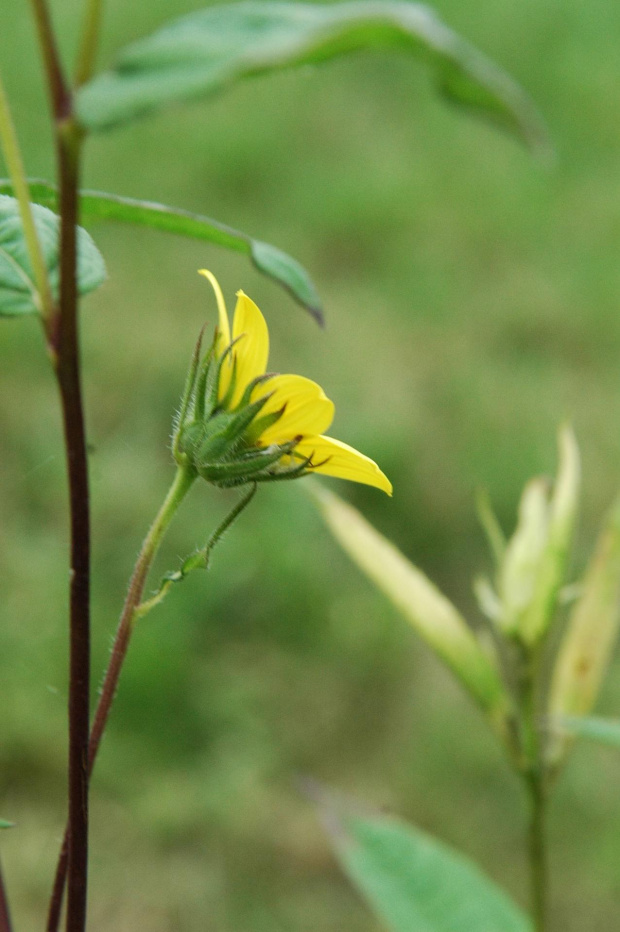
46;464;196;932
74;0;104;87
526;770;548;932
0;73;54;322
517;647;549;932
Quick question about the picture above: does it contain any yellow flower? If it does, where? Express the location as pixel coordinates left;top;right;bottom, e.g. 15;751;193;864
197;269;392;495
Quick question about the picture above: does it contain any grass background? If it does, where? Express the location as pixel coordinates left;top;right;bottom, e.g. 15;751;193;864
2;0;620;928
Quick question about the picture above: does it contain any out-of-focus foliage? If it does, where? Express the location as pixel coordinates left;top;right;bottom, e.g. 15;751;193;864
1;0;620;930
322;801;532;931
77;0;548;151
0;181;324;320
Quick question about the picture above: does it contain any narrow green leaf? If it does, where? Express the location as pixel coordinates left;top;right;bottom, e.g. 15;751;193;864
547;494;620;765
0;194;106;317
76;1;549;153
319;800;532;932
0;180;322;322
558;716;620;750
520;426;581;645
312;485;513;744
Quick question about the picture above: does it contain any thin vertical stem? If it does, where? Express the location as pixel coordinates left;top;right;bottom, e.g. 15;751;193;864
0;73;54;322
47;465;197;932
28;1;92;928
518;646;549;932
74;0;104;87
0;855;12;932
28;0;68;117
526;771;548;932
55;117;91;932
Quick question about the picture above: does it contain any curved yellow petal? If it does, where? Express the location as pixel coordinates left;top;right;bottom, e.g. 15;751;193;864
198;269;230;347
255;374;335;444
294;435;392;495
230;290;269;407
198;269;233;400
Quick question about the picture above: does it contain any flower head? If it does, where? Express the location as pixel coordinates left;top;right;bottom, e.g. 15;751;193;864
173;270;391;495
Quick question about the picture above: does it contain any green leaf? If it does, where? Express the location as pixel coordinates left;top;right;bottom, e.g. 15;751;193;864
0;821;13;829
547;493;620;765
520;426;581;645
320;801;532;932
558;716;620;750
311;485;513;746
76;1;549;153
0;194;106;317
0;181;322;322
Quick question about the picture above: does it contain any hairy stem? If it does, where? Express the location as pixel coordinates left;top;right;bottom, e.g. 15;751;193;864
47;465;196;932
0;855;12;932
74;0;104;87
0;73;54;321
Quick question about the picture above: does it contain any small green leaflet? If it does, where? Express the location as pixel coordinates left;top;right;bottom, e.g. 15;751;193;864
559;716;620;750
0;181;322;323
318;797;532;932
76;0;549;154
0;195;106;318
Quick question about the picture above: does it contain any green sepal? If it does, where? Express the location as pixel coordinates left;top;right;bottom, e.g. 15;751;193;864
198;438;296;484
172;326;206;459
195;393;271;463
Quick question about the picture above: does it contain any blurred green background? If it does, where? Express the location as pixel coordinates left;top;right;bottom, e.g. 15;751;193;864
2;0;620;928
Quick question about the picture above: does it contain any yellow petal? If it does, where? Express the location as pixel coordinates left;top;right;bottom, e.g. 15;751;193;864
294;435;392;495
230;290;269;407
198;269;230;347
255;374;335;444
198;269;233;400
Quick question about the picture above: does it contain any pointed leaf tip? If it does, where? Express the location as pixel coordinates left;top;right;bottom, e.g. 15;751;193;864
315;792;533;932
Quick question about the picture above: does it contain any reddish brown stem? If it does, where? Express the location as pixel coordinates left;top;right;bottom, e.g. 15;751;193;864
55;119;90;932
29;2;91;929
47;467;195;932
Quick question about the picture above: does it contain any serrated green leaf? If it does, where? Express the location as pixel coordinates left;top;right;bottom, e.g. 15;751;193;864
0;181;322;322
321;802;532;932
312;485;513;745
0;194;106;317
76;1;549;153
558;716;620;750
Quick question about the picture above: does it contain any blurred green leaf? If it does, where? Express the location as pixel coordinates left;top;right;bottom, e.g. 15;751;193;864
0;181;322;322
0;194;106;317
76;1;549;153
0;821;13;829
520;426;581;645
321;802;532;932
312;485;514;746
558;716;620;749
548;494;620;765
499;478;550;636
